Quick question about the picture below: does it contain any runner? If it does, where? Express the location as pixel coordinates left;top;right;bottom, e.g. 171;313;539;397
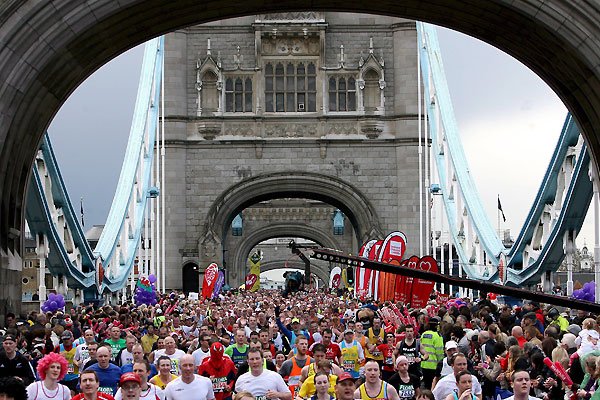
149;356;178;390
354;360;401;400
26;353;71;400
235;348;291;400
279;337;312;397
340;330;364;379
164;354;215;400
153;337;185;376
197;342;237;400
84;346;122;395
388;356;419;400
115;361;164;400
72;370;115;400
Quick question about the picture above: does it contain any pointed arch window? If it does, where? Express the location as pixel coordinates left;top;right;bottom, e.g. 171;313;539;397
265;62;316;112
328;76;356;111
225;77;253;112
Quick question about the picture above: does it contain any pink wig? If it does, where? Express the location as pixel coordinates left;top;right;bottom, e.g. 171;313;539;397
37;352;69;381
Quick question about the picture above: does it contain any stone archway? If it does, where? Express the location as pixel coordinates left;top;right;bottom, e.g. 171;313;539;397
3;1;600;313
229;223;340;285
203;171;383;241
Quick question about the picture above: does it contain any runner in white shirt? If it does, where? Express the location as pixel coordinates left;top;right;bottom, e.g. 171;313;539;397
164;355;214;400
432;353;482;400
191;335;212;368
235;348;291;400
505;370;542;400
26;353;71;400
74;330;96;370
115;361;164;400
154;337;186;376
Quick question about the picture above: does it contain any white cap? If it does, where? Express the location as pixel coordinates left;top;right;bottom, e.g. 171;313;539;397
445;340;458;350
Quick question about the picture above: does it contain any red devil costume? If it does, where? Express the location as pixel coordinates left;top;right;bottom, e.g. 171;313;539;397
198;342;237;400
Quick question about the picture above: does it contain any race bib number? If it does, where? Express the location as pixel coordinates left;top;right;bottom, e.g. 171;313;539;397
211;376;228;392
288;375;300;386
67;364;75;374
99;387;113;395
385;356;393;365
342;360;355;371
255;396;267;400
406;355;415;363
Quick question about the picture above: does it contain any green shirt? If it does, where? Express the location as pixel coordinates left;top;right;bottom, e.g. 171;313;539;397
104;338;126;361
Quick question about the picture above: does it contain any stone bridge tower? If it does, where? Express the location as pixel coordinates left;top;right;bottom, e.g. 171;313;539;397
163;12;423;290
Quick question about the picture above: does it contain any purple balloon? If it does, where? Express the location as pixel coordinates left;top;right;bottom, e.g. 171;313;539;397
49;300;58;308
148;274;157;284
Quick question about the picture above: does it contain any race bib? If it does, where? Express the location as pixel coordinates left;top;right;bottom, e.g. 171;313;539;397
385;356;393;365
342;360;355;371
67;364;75;374
211;376;228;392
99;387;113;395
288;375;301;386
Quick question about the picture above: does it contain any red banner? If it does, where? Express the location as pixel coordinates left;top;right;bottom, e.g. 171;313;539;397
403;256;420;305
201;263;219;300
377;232;407;301
435;292;449;305
410;256;438;308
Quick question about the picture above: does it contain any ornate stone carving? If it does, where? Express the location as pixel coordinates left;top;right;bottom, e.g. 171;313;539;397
197;123;221;140
261;37;320;56
256;12;324;22
326;123;358;136
199;229;220;259
223;124;255;137
264;124;317;138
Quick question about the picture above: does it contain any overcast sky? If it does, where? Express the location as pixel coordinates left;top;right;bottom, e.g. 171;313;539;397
48;21;587;275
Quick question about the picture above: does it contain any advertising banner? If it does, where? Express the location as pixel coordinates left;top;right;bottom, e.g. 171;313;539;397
201;263;219;300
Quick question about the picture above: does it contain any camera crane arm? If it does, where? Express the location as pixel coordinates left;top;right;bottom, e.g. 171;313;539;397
308;247;600;314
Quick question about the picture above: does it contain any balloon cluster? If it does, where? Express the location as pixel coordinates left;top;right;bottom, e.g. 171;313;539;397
135;275;158;306
41;293;65;313
572;281;596;302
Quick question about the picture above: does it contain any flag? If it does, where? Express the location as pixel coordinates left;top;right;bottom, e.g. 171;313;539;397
80;197;85;227
497;195;506;222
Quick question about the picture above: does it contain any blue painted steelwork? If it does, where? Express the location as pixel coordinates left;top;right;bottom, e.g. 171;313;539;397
26;137;96;287
417;22;504;280
417;22;592;286
26;36;164;294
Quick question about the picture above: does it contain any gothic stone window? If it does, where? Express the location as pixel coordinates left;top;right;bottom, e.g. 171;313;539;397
328;76;357;112
265;62;316;112
225;77;253;112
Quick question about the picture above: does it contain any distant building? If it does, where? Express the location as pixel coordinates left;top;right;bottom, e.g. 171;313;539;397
555;243;595;289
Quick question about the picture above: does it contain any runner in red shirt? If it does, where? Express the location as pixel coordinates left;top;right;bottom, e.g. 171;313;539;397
198;342;237;400
72;370;115;400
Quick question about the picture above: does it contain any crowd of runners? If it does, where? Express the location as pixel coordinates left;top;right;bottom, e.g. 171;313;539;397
0;287;598;400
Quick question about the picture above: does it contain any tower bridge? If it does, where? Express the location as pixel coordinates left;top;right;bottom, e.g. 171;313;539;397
1;2;600;313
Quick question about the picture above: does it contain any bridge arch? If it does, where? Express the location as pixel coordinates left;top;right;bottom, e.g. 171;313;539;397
200;171;384;249
230;223;340;283
3;1;600;313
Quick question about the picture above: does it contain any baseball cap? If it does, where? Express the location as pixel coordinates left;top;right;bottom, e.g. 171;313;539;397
588;330;600;340
344;329;354;335
61;331;73;340
291;317;300;324
119;372;141;386
337;372;357;383
445;340;458;350
3;334;16;342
